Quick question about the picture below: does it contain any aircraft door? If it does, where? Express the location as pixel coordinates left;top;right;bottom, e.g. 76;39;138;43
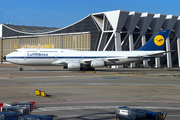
55;55;58;61
81;55;84;59
24;50;27;61
37;49;40;53
37;49;40;63
55;51;58;60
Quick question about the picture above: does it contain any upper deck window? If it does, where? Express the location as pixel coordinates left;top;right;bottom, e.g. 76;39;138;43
41;51;58;52
26;51;37;52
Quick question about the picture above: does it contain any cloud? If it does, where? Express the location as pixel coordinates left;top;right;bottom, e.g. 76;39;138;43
0;7;26;22
17;15;26;22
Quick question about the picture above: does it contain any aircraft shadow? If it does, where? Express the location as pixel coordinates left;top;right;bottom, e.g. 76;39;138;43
56;111;115;120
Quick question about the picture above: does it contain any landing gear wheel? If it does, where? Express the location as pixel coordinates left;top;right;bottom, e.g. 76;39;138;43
80;67;84;71
81;66;95;71
90;68;95;71
19;68;23;71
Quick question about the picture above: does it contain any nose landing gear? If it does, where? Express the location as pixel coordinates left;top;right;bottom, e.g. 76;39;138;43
19;65;23;71
20;68;23;71
3;56;6;61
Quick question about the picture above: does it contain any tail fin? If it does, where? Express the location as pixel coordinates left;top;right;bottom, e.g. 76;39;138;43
138;29;170;51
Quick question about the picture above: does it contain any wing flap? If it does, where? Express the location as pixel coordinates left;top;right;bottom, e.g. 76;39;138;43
51;60;67;65
106;57;127;61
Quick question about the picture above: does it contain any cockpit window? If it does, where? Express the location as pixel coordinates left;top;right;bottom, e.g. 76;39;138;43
14;50;18;52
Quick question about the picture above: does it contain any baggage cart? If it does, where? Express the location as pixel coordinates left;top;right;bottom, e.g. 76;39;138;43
18;114;53;120
115;106;146;120
4;103;34;114
1;106;26;115
115;106;167;120
0;111;17;120
146;110;167;120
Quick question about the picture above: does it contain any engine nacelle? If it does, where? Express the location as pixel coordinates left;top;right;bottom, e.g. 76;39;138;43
68;62;81;69
91;60;104;68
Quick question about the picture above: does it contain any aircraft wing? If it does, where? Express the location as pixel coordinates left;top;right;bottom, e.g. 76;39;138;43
52;57;128;66
51;60;67;65
106;57;127;61
81;57;128;63
52;59;81;65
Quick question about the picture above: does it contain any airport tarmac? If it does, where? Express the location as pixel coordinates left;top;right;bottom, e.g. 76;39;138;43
1;63;180;120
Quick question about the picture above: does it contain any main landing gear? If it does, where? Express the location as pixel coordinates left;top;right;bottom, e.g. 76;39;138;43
80;66;95;71
19;65;23;71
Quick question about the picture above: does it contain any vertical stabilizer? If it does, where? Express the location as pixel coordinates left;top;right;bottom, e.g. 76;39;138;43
138;29;170;51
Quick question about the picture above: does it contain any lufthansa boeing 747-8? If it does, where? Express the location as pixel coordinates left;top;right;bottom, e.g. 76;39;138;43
4;29;170;71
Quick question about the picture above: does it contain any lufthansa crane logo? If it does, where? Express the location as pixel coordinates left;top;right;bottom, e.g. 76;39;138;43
13;43;17;50
154;35;165;46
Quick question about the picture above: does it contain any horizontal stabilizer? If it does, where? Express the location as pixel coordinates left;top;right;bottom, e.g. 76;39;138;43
146;50;175;57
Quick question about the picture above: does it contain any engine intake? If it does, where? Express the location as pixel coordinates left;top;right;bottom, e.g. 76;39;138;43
91;60;104;68
68;62;81;69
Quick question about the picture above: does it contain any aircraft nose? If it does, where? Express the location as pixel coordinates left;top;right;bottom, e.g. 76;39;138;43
3;56;6;61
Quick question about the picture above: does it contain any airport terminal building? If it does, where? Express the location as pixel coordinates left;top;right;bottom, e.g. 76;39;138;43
1;10;180;68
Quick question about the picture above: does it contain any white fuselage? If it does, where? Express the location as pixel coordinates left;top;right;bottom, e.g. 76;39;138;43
5;48;165;66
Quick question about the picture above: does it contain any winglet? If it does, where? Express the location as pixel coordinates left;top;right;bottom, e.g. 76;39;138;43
138;29;170;51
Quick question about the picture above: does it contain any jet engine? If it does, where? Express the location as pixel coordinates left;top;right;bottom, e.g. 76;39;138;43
91;60;104;68
68;62;81;69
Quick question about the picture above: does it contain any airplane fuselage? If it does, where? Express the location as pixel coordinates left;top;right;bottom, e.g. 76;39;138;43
5;48;165;66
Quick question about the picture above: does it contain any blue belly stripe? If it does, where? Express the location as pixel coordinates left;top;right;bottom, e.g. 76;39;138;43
6;56;154;59
6;56;109;59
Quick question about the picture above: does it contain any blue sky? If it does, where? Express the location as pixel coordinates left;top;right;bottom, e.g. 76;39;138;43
0;0;179;28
